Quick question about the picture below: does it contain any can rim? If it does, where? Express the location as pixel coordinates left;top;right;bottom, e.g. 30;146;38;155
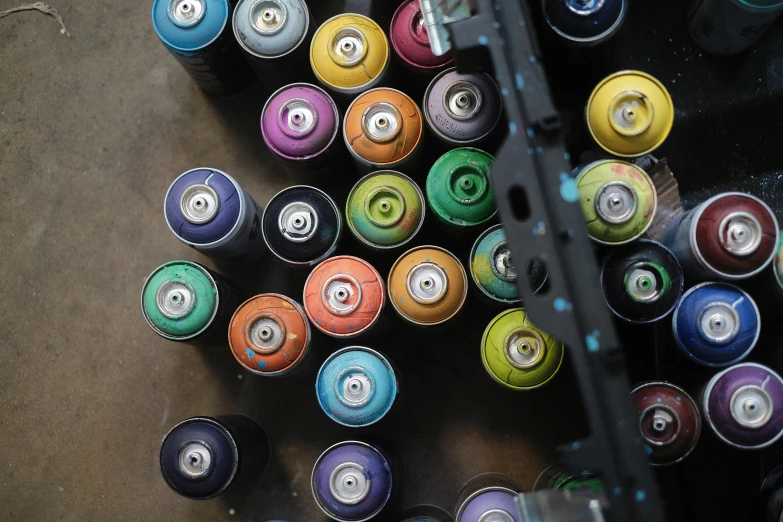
232;0;311;59
346;170;426;250
141;260;221;341
542;0;629;45
310;439;393;522
469;223;522;305
262;185;342;267
671;281;760;367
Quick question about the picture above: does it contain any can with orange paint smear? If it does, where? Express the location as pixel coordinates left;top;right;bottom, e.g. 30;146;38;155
228;293;312;377
303;255;386;338
387;245;468;327
343;87;424;174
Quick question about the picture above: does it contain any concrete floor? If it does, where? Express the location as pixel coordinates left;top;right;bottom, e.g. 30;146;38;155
0;2;588;520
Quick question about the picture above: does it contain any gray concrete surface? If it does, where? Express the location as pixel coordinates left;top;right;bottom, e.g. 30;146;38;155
0;2;582;520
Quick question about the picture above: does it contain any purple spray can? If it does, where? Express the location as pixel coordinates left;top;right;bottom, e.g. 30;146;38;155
454;473;521;522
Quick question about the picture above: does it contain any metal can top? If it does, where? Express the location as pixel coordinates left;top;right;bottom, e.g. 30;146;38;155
690;192;779;279
388;246;468;326
141;260;218;341
303;256;385;337
456;488;520;522
390;0;453;70
344;88;423;166
470;225;521;304
310;13;389;93
316;346;398;427
426;148;497;229
481;308;564;390
311;440;393;522
152;0;229;52
233;0;309;58
672;282;760;367
576;160;656;245
703;363;783;450
165;168;243;246
261;83;340;161
542;0;628;44
631;381;701;466
586;70;674;157
424;68;502;145
346;171;425;249
228;293;311;376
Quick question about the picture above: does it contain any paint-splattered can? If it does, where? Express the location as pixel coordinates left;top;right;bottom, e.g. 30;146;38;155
316;346;398;427
542;0;628;45
344;88;424;173
481;308;565;391
601;239;684;323
688;0;783;55
164;168;265;266
533;466;603;491
766;233;783;305
702;362;783;450
260;83;344;177
387;246;468;327
303;256;385;338
160;415;270;499
631;381;701;466
426;148;497;232
311;440;394;522
574;160;656;245
228;293;311;376
310;14;390;100
586;71;674;157
152;0;255;95
662;192;779;281
262;185;342;267
141;260;244;345
346;171;426;251
233;0;313;90
401;505;454;522
454;473;521;522
672;282;760;367
423;69;502;147
390;0;453;81
470;225;548;305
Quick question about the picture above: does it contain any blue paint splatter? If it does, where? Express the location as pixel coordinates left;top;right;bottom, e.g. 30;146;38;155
554;298;573;312
515;73;524;90
527;128;534;138
559;173;579;202
533;221;546;236
347;325;355;330
245;348;255;360
529;55;536;63
586;330;601;352
398;296;404;302
509;122;517;135
614;487;622;496
594;20;599;24
493;21;501;29
518;19;525;27
635;490;646;502
645;444;653;455
571;441;581;450
563;152;570;161
676;396;682;401
315;318;323;325
657;398;662;403
536;146;543;153
257;360;268;369
501;87;509;96
478;35;488;45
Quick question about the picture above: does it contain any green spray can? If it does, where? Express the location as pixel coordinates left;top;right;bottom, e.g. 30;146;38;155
480;308;564;390
425;148;497;232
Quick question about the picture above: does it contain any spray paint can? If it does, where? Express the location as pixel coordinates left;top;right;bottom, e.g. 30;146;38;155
426;148;497;232
233;0;313;90
390;0;453;89
152;0;255;95
631;381;701;466
401;505;454;522
703;362;783;449
470;225;549;305
303;256;385;338
159;415;270;499
260;83;345;177
164;168;265;266
454;473;521;522
262;185;342;267
481;308;565;391
311;440;394;522
141;260;244;345
766;234;783;305
601;239;684;323
423;69;502;147
533;466;602;492
672;282;760;367
344;88;424;173
388;246;468;327
688;0;783;55
316;346;399;427
310;14;390;103
346;171;426;251
586;71;674;158
574;160;657;245
228;293;312;376
542;0;629;45
662;192;779;281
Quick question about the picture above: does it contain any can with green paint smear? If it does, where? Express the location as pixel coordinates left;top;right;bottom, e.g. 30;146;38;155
533;466;603;492
426;148;497;233
480;308;564;390
346;170;426;250
141;260;244;345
